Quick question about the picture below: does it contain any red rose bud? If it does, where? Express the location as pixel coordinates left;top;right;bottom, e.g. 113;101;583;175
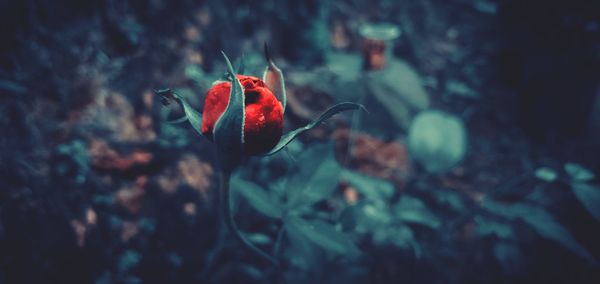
202;75;284;155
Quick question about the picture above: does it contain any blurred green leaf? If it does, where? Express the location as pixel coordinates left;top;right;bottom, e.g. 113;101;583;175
287;144;342;209
339;202;363;232
327;52;362;83
474;0;498;14
138;218;156;234
482;200;596;263
535;167;558;182
340;169;394;201
394;196;441;229
56;139;90;181
184;65;205;84
564;163;595;182
387;225;415;248
232;176;283;219
120;17;143;46
571;182;600;222
340;200;391;234
245;233;272;245
446;80;478;98
284;218;321;271
366;60;430;129
361;202;393;229
92;194;114;206
494;242;524;275
474;216;514;239
408;110;467;172
432;190;465;211
359;23;400;41
286;216;360;257
118;250;141;272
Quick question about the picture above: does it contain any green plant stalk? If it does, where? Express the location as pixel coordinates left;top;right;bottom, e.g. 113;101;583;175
273;225;286;258
220;171;278;266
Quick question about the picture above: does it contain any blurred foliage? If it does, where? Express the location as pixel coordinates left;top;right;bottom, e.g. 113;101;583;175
408;110;467;172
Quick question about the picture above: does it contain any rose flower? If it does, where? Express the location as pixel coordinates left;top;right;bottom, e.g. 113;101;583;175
201;75;284;155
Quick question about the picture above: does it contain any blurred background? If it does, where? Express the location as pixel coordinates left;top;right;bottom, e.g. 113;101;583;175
1;0;600;283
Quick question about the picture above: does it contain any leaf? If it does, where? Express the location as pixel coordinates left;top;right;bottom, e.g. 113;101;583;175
283;217;322;271
408;110;467;172
358;23;401;41
231;176;283;219
358;202;393;232
266;102;365;156
365;60;430;129
339;201;386;235
262;43;287;113
386;225;415;249
446;80;478;98
493;242;524;275
286;144;342;209
340;169;394;201
481;200;597;263
184;65;205;84
474;216;514;239
432;190;465;211
535;167;558;182
118;250;141;272
394;196;441;229
213;51;245;172
245;233;272;245
474;1;498;14
572;182;600;223
564;163;595;182
326;52;362;83
286;216;360;257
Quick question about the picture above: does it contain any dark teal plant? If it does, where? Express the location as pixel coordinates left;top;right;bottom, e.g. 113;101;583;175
156;45;365;270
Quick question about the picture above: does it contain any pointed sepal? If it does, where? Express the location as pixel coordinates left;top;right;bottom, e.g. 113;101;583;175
155;88;203;135
265;102;366;156
213;51;246;172
262;42;287;113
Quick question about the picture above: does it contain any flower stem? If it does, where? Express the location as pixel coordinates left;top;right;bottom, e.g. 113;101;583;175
220;172;278;266
273;225;286;258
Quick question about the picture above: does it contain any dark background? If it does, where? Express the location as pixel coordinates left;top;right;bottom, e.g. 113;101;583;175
1;0;599;283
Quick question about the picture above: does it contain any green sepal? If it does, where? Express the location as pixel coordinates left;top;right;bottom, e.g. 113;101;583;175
155;88;203;136
265;102;366;156
213;51;246;172
215;53;245;82
262;42;287;113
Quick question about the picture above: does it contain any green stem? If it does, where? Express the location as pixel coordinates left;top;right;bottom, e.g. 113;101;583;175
273;225;286;258
220;172;278;266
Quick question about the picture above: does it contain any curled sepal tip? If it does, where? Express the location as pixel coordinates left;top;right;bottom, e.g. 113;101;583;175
154;88;204;136
265;102;366;156
262;42;287;113
213;51;246;172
